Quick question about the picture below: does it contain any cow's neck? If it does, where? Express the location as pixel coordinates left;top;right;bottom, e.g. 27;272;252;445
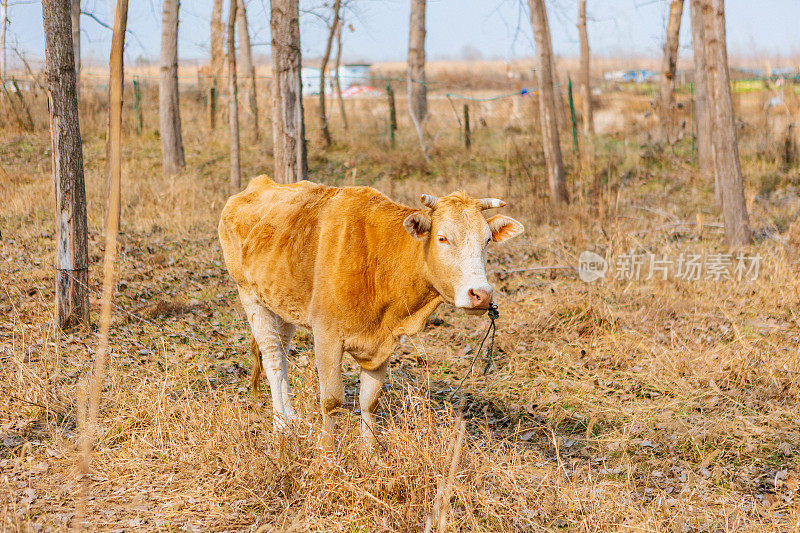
345;209;443;370
387;235;443;339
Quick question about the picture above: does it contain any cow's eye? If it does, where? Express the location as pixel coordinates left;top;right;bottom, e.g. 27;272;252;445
486;237;492;244
437;235;450;244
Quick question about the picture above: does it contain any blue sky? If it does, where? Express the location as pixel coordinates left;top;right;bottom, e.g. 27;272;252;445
3;0;799;66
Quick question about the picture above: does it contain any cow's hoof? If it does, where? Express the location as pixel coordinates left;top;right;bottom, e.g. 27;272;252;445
368;453;387;468
359;431;378;451
273;414;296;433
314;429;336;455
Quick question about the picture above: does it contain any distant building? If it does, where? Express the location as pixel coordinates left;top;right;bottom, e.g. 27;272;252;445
301;67;330;96
336;63;372;88
301;63;373;95
771;67;796;78
604;69;658;83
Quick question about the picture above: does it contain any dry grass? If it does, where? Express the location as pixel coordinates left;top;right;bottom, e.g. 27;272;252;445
1;74;799;531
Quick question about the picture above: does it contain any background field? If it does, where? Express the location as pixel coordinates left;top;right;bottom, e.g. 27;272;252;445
1;62;799;530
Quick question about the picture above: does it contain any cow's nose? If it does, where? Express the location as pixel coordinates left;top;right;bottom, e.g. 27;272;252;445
467;287;492;309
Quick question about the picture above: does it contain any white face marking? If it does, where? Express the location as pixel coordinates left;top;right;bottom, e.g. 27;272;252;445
430;214;493;309
416;196;523;312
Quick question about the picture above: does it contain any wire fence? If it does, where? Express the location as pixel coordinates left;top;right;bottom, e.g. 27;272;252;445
1;66;798;162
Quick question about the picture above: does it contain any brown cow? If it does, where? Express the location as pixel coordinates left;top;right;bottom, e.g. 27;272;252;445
218;176;524;441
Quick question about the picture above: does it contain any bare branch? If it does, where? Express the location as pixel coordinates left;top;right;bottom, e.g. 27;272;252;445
80;9;147;52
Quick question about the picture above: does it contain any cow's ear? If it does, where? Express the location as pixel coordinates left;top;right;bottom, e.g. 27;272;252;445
403;212;431;239
487;215;524;243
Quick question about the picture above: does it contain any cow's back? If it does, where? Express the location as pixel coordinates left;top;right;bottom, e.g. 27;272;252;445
219;176;337;324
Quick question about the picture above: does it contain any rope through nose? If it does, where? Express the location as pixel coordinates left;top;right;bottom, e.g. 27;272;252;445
482;303;499;375
448;302;499;403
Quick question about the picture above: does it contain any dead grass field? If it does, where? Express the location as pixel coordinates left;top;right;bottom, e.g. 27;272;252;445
1;76;799;531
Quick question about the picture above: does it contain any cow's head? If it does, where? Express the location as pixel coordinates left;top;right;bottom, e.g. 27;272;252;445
403;192;524;315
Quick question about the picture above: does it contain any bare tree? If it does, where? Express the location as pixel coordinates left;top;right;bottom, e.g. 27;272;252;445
1;0;7;82
658;0;684;144
271;0;307;183
80;0;128;483
578;0;593;136
690;0;713;177
332;16;347;130
408;0;427;154
228;0;241;192
42;0;89;329
551;63;568;132
104;0;126;315
159;0;185;175
237;0;259;142
210;0;225;90
209;0;224;130
318;0;341;148
700;0;750;246
528;0;568;203
71;0;80;92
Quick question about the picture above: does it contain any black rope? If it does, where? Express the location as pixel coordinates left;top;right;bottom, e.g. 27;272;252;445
447;302;499;403
481;303;500;375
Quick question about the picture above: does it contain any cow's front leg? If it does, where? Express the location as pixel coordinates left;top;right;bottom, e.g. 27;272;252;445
359;359;389;446
312;326;343;448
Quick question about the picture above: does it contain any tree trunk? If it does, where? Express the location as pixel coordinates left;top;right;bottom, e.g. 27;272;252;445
551;63;567;132
700;0;751;246
528;0;568;204
658;0;684;145
408;0;427;154
106;0;128;254
42;0;89;330
210;0;225;94
105;0;126;226
159;0;185;175
228;0;241;192
1;0;8;82
71;0;80;94
333;17;347;130
578;0;593;136
237;0;259;142
690;0;713;176
318;0;341;149
270;0;307;183
408;0;427;122
80;0;127;486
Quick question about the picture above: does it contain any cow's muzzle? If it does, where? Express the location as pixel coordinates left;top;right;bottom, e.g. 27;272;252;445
458;286;493;315
468;287;492;309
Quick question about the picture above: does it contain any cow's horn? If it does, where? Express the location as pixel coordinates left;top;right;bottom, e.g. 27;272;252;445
420;194;438;208
479;198;506;210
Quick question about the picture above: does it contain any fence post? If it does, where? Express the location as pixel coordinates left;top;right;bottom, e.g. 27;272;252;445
690;81;695;165
505;135;512;199
133;76;143;134
386;82;397;148
1;79;28;130
567;77;578;153
783;123;796;168
463;103;471;150
11;78;35;131
208;85;217;131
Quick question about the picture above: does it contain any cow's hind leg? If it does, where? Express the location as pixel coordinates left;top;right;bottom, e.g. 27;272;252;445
312;326;343;447
359;360;389;445
276;318;296;420
240;289;296;431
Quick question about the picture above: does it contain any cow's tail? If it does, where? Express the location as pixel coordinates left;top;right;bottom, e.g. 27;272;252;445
251;336;262;395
